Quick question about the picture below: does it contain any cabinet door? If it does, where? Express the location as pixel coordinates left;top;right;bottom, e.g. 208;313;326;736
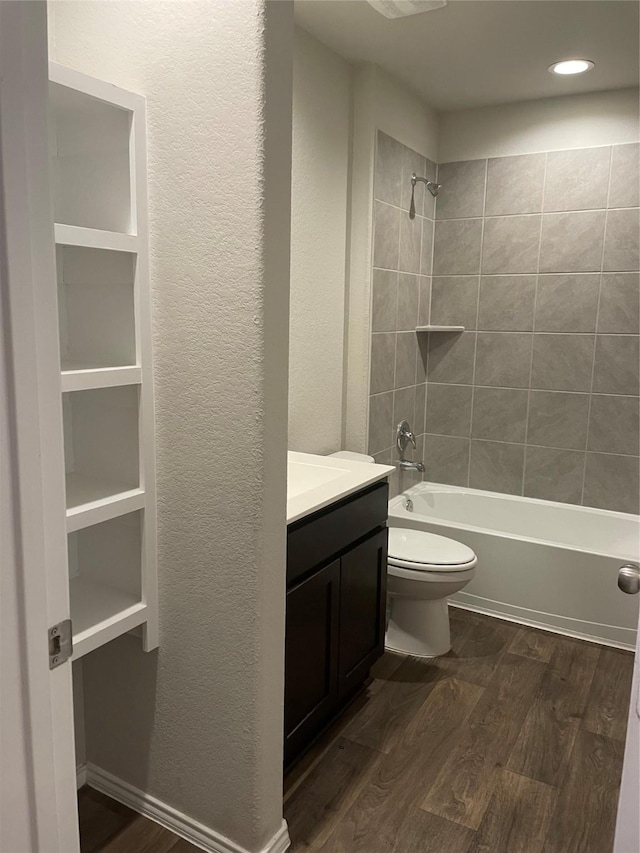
284;560;340;766
338;528;388;700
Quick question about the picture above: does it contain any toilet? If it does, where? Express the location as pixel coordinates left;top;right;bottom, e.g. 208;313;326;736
386;527;477;658
329;451;478;659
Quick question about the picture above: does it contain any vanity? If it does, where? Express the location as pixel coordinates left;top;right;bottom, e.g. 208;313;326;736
285;452;395;767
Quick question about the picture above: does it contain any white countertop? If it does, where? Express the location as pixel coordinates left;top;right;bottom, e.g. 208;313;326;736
287;451;395;524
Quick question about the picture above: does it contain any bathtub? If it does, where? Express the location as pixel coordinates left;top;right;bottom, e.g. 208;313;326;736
389;483;640;650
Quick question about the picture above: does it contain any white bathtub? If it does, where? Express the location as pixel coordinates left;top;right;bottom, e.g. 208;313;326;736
389;483;640;649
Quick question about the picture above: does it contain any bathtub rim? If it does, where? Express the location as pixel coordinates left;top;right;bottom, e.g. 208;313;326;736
389;480;640;563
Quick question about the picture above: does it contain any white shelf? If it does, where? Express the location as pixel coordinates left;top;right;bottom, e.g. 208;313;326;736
70;576;146;659
61;366;141;392
65;472;144;532
415;325;465;333
55;223;138;252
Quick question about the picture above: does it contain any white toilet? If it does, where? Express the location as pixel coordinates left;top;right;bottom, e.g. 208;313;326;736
386;527;477;658
328;452;478;658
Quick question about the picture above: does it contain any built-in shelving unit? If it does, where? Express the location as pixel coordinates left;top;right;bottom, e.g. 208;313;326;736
50;61;157;657
415;325;465;333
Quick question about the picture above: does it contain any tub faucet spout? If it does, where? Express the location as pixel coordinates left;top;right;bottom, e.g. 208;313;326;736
399;459;425;473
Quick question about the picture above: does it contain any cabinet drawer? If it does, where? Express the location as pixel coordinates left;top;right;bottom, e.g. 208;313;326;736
287;481;388;586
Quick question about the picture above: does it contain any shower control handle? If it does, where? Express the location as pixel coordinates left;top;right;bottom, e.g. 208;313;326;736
618;564;640;595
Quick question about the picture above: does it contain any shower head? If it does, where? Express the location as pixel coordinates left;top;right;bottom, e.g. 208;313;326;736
409;172;442;217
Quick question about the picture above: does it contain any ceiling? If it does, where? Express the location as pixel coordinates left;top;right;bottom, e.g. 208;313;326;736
294;0;640;111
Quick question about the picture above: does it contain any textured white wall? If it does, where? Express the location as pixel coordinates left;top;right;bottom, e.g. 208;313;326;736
48;3;292;851
345;64;439;451
289;28;351;454
439;88;640;162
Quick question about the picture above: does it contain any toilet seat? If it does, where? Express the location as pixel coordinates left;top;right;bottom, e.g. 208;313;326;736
388;527;477;573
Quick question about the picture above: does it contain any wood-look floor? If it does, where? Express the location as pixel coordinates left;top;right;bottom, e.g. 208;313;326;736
283;609;634;853
79;609;634;853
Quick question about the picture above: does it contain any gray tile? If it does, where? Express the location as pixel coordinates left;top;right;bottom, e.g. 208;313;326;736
396;273;420;331
539;211;606;273
373;448;392;464
475;332;533;388
524;447;585;505
584;452;640;514
603;208;640;272
592;335;640;396
469;440;525;495
471;386;528;442
418;276;431;326
433;219;483;276
399;432;426;490
530;334;594;392
373;201;401;270
375;131;403;206
609;143;639;209
534;274;600;333
485;153;546;216
427;330;476;385
370;332;396;394
588;395;640;456
544;147;611;212
416;332;428;384
368;391;394;455
415;382;426;435
482;215;541;274
423;434;470;486
401;145;426;214
393;384;417;433
421;218;434;275
478;275;536;331
395;331;418;388
371;269;398;332
435;159;486;220
399;213;422;274
424;158;438;219
527;390;590;450
430;276;479;329
425;383;472;437
598;273;640;334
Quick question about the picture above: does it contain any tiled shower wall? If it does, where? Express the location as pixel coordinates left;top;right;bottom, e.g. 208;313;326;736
368;131;640;513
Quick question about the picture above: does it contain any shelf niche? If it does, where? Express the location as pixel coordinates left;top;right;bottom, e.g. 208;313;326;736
57;245;137;372
68;510;144;657
49;80;133;234
63;385;140;512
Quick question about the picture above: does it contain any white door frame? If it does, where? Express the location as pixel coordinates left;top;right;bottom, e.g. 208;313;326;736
0;2;79;850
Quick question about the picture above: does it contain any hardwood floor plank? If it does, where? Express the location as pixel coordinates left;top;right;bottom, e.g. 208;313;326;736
169;840;205;852
420;653;547;831
284;737;379;851
583;646;635;742
98;814;180;853
507;637;600;787
542;729;625;853
368;649;407;686
318;678;484;852
436;609;522;687
78;788;138;853
340;655;442;754
391;808;476;853
508;625;558;663
467;769;558;853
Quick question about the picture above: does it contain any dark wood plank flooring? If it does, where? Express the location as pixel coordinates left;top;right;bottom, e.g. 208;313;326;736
284;609;634;853
79;609;634;853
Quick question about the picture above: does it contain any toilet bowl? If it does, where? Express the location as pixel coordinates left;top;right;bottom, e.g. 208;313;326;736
386;527;477;658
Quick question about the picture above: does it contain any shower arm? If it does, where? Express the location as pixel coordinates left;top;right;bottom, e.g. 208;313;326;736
409;172;442;219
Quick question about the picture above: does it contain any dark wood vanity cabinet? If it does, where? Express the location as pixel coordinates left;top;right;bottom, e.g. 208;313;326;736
284;481;388;767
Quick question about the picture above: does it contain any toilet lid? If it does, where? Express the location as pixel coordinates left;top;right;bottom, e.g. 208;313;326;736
388;528;476;570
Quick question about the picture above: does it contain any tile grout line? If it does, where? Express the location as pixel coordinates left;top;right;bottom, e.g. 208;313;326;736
466;159;489;488
581;147;614;505
522;152;548;497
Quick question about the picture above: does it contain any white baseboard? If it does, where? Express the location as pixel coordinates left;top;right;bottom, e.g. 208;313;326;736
85;764;291;853
76;764;87;790
450;592;636;651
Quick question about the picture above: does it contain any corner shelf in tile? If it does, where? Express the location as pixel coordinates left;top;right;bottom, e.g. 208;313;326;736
415;325;465;333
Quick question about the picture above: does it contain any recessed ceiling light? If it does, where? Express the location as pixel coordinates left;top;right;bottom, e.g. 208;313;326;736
549;59;595;76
